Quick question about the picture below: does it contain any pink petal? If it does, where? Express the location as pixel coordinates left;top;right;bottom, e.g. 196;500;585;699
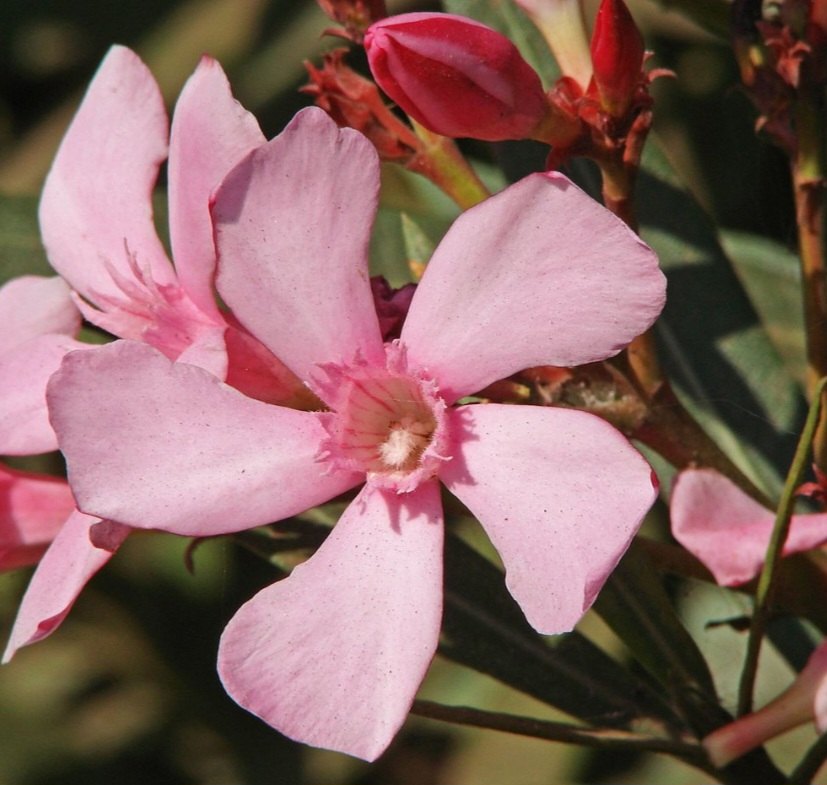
168;56;265;319
222;317;318;408
401;172;665;402
48;340;361;536
174;322;229;379
213;107;384;387
218;482;443;760
2;510;129;662
73;274;228;378
0;465;75;571
0;335;88;454
670;468;827;586
39;45;175;304
0;276;80;353
440;404;657;633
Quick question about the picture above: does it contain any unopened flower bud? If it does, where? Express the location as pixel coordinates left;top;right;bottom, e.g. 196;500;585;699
589;0;645;117
364;12;549;141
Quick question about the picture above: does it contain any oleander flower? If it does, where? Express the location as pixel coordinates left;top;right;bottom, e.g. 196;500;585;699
3;44;304;661
670;468;827;586
48;107;665;759
39;43;306;405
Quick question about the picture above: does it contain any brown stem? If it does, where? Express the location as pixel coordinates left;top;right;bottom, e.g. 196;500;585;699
600;155;664;399
410;700;711;768
791;74;827;468
634;383;770;504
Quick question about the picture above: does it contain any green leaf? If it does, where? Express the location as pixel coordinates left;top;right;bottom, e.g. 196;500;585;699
441;532;685;733
400;213;436;272
372;165;458;286
719;229;806;387
0;194;51;283
442;0;560;85
594;539;723;736
638;140;805;496
373;162;506;284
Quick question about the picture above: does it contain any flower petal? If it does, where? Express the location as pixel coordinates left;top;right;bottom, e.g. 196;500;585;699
213;106;384;386
174;322;230;379
168;56;265;319
218;482;443;761
401;172;665;401
48;340;361;536
440;404;657;633
2;510;128;662
670;468;827;586
0;276;80;354
0;465;75;571
39;45;174;304
0;334;88;454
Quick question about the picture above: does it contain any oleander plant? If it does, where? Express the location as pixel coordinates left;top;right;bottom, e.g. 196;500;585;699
2;1;827;783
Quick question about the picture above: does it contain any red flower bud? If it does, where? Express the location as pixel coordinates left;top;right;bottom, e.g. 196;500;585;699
364;12;548;141
589;0;645;117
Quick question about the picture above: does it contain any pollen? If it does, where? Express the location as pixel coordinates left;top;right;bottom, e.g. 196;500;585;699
378;417;434;471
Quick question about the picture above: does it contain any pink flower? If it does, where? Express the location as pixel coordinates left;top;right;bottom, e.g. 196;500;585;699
48;107;665;759
0;275;82;571
40;44;304;404
670;468;827;586
4;45;304;661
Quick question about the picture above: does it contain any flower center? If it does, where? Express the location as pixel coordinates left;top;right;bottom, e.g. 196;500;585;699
314;343;449;491
342;375;437;474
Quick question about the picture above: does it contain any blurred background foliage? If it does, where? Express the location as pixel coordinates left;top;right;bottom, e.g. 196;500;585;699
0;0;820;783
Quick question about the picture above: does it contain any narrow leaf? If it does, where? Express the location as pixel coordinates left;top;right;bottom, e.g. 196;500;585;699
441;532;685;732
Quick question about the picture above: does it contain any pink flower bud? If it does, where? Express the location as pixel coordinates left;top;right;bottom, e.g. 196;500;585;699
364;12;549;141
589;0;645;117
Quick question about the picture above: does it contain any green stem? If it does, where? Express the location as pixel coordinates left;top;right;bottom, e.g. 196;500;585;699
406;120;490;210
736;376;827;717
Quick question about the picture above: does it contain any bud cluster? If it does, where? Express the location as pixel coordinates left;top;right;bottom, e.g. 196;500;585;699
733;0;827;154
306;0;662;172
